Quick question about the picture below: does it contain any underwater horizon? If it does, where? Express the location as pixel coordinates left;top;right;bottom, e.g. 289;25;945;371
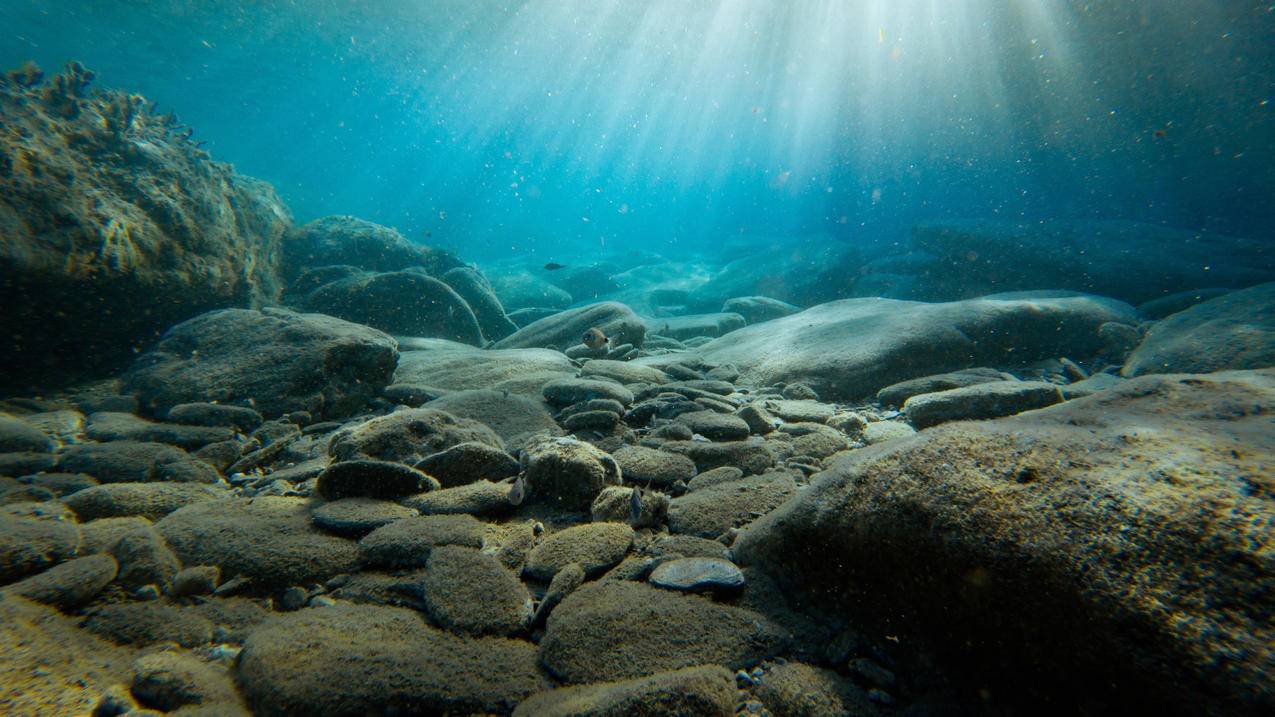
0;2;1272;716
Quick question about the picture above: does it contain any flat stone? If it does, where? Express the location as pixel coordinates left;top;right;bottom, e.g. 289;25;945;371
310;498;418;537
424;390;562;451
2;554;117;609
861;421;916;445
903;380;1065;428
649;557;746;595
1124;282;1275;377
610;445;696;487
668;472;798;539
524;523;634;581
328;408;504;464
399;480;514;517
359;514;486;568
562;410;621;432
675;411;750;441
660;439;775;475
493;301;646;351
0;512;82;583
763;399;835;424
85;412;235;450
419;546;532;637
84;603;215;648
543;379;634;408
0;414;55;453
876;367;1012;407
57;441;219;484
166;403;264;431
64;482;225;522
580;359;667;385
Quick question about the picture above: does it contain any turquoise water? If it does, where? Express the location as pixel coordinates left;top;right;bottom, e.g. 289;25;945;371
5;1;1271;261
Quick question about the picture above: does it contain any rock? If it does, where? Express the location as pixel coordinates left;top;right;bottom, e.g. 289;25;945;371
876;367;1013;407
733;369;1275;714
330;410;502;470
723;296;801;325
753;662;880;717
909;219;1274;304
522;437;623;510
513;664;738;717
489;271;574;310
0;451;57;476
401;480;514;517
524;523;635;580
687;237;863;311
494;302;646;350
700;293;1137;401
1124;282;1275;376
645;313;746;341
590;486;669;529
660;439;775;475
0;512;81;583
1061;373;1127;399
540;581;787;683
282;215;459;279
442;266;518;342
125;308;398;420
359;514;486;568
547;264;621;302
80;516;152;555
316;459;439;500
580;359;668;385
685;466;745;492
302;270;485;345
0;64;292;391
509;307;564;326
85;412;235;450
544;378;635;408
310;497;418;536
13;472;98;497
903;380;1065;428
531;562;585;627
158;497;361;589
735;404;778;435
782;423;850;459
675;411;750;441
84;602;215;647
668;472;798;539
644;535;732;561
165;403;263;431
424;390;561;450
171;566;221;597
57;441;219;484
64;482;224;522
610;445;696;487
236;604;547;715
395;339;575;395
861;421;915;445
1137;288;1232;319
111;525;180;590
409;444;517;491
649;557;745;596
0;593;134;715
0;414;54;453
131;651;240;712
563;410;621;432
1;554;117;609
419;545;532;636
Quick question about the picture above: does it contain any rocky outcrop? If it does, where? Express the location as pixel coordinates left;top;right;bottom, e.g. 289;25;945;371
0;62;293;390
734;370;1275;715
125;307;398;420
700;292;1136;401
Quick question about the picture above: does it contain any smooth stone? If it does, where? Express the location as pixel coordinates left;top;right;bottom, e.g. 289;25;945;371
393;340;574;394
85;412;235;449
903;380;1065;428
876;367;1013;407
301;270;484;344
166;402;263;431
524;523;635;581
171;566;221;597
723;296;801;324
674;411;750;441
84;602;215;647
1;553;117;609
328;408;504;465
0;414;55;453
543;379;635;408
660;439;775;475
562;410;621;432
590;486;669;530
649;557;746;595
610;445;697;487
645;313;746;341
419;545;532;637
316;459;439;500
359;514;486;568
685;466;744;492
130;651;240;712
310;497;418;536
414;442;520;489
57;441;220;484
110;525;180;590
493;301;646;351
0;513;82;582
63;482;225;522
763;399;835;424
580;359;668;385
754;662;880;717
1124;282;1275;377
442;266;519;343
861;421;916;444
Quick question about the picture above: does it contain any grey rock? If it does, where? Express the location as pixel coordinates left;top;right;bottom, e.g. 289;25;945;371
394;339;574;395
415;441;520;488
524;523;634;581
110;525;180;590
166;403;263;431
522;436;622;511
2;553;117;609
58;440;219;484
64;482;224;522
649;557;746;595
0;414;54;453
310;497;418;537
424;390;561;451
84;602;214;647
904;380;1065;428
668;472;798;539
675;411;750;441
282;215;461;279
0;512;81;582
1124;282;1275;376
723;296;801;324
494;301;646;351
359;514;486;568
645;313;746;341
562;410;621;432
419;545;532;636
660;439;775;475
442;266;518;342
1137;288;1232;319
876;367;1013;407
580;359;668;385
611;445;696;487
316;459;440;501
302;270;484;345
400;480;514;517
171;565;221;597
84;412;236;450
544;378;635;408
328;408;503;464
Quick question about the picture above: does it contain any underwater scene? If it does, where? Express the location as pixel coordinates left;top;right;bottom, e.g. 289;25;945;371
0;1;1272;715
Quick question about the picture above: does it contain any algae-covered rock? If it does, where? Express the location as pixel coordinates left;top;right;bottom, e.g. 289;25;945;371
359;514;486;568
301;270;485;345
0;63;293;390
753;661;880;717
64;482;225;522
125;307;398;420
540;581;788;683
424;390;562;451
236;604;548;716
525;523;634;581
328;408;504;464
494;301;646;350
1;554;117;609
1123;281;1275;376
282;215;460;280
57;440;220;484
734;369;1275;715
393;339;575;394
419;545;532;636
902;380;1064;428
667;472;797;539
442;266;519;342
513;664;738;717
522;436;622;511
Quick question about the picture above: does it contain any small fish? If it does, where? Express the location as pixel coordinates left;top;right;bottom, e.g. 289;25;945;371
582;327;609;350
507;476;527;506
543;262;567;271
628;486;643;524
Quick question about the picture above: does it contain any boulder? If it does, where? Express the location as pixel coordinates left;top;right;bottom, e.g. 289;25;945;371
316;459;439;500
301;270;484;345
442;266;518;342
64;482;225;522
309;497;417;537
0;63;291;391
415;442;521;488
522;437;623;510
158;497;361;589
540;581;788;683
579;359;668;385
1123;282;1275;377
131;651;242;712
909;220;1274;304
489;271;574;310
328;408;504;464
543;378;634;408
125;307;398;420
667;472;797;539
394;339;575;395
358;514;486;568
0;512;82;583
876;367;1013;407
282;215;460;279
84;411;235;449
699;293;1136;401
1;554;117;609
494;302;646;350
0;414;54;453
610;445;696;487
733;369;1275;715
236;604;547;715
513;664;738;717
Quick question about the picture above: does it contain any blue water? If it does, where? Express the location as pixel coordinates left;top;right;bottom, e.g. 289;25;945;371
3;0;1272;262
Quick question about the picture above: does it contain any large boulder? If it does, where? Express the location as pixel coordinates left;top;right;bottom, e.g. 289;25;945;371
1124;282;1275;377
393;339;575;395
300;271;484;345
0;63;292;391
699;293;1137;401
236;604;547;716
125;307;398;420
493;302;646;350
733;369;1275;715
488;271;573;310
908;219;1274;304
442;266;518;342
282;215;460;280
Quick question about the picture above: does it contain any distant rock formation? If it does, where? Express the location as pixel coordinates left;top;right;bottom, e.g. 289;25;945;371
0;61;292;390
